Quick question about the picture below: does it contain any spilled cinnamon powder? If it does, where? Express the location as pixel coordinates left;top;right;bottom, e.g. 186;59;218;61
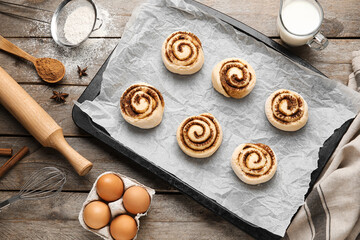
35;58;65;83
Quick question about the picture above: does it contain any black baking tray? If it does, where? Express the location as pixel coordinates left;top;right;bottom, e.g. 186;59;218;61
72;1;353;239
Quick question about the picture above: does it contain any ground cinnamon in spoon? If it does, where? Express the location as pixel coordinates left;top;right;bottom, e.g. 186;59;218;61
35;58;65;83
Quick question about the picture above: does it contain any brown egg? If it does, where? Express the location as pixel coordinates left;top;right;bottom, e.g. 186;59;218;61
122;186;151;214
110;215;138;240
83;201;111;229
97;174;124;202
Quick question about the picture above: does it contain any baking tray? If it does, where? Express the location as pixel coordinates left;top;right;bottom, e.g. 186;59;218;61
72;1;354;239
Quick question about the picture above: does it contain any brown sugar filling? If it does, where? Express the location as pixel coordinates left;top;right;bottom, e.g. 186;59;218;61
179;114;221;152
219;60;253;97
120;85;164;119
239;143;276;178
165;31;201;66
271;90;304;124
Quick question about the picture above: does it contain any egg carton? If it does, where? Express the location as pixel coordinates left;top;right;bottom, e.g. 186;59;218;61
78;171;155;240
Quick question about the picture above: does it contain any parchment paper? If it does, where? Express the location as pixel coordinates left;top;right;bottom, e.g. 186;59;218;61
77;0;360;236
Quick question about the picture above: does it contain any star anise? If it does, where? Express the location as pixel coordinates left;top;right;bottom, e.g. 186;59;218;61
77;65;88;78
50;91;69;103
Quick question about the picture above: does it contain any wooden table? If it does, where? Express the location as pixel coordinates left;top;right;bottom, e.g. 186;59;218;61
0;0;358;239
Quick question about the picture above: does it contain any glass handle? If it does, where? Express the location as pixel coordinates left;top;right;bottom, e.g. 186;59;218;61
307;32;329;50
93;18;103;32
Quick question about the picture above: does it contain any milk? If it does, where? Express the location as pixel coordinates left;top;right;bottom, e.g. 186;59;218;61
277;0;322;46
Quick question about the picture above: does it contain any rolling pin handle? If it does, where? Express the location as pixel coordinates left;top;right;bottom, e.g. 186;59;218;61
0;66;92;176
46;129;93;176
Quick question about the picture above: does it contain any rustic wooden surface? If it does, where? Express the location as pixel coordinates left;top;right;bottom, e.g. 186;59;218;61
0;0;358;239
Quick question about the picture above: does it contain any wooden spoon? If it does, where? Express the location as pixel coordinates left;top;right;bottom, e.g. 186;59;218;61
0;35;65;83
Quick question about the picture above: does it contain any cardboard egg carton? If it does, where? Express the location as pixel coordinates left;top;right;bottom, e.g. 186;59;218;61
78;171;155;239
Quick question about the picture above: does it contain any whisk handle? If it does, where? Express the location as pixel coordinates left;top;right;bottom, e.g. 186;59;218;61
0;199;10;210
0;195;19;210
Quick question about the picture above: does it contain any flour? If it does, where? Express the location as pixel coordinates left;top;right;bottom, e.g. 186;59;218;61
64;6;95;45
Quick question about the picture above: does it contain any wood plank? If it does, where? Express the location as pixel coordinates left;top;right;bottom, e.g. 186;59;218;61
275;39;358;65
0;38;358;87
0;220;252;240
0;84;86;136
0;38;119;85
0;0;359;38
0;192;253;239
0;0;143;38
274;39;360;84
0;192;234;222
197;0;360;38
0;137;172;191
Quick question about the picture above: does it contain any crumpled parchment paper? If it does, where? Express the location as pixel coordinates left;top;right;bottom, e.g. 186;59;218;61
77;0;360;236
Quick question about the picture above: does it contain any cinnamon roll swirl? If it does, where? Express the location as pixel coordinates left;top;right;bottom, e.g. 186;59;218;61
212;58;256;98
176;113;223;158
120;83;165;129
265;89;308;131
231;143;277;185
161;31;204;75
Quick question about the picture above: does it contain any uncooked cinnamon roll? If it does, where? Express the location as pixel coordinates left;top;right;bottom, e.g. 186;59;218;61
265;89;308;131
176;113;223;158
161;31;204;75
212;58;256;98
120;83;165;129
231;143;277;185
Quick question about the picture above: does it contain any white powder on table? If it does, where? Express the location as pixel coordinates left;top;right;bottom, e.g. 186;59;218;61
64;6;95;45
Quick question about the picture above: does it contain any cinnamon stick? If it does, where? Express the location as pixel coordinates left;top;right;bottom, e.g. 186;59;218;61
0;146;29;178
0;148;12;156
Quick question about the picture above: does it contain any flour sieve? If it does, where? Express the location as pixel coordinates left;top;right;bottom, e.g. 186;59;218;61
51;0;102;48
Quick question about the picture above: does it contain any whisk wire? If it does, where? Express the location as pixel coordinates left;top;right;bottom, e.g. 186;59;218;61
0;167;66;211
21;177;64;199
20;168;60;194
18;167;66;200
21;189;60;200
21;176;65;196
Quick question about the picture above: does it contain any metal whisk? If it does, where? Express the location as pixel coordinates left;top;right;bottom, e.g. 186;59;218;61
0;167;66;210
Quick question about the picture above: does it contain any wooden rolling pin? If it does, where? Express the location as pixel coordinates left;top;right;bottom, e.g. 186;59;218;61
0;66;93;176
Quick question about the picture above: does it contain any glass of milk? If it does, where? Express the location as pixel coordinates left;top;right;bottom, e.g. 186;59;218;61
277;0;328;50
